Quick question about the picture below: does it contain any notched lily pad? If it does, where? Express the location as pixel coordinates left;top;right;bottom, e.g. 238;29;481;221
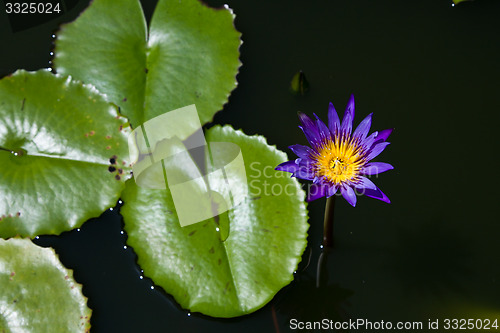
121;125;309;317
0;70;131;238
0;238;91;332
53;0;242;128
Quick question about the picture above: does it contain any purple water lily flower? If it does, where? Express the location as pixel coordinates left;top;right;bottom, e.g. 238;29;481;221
275;95;393;206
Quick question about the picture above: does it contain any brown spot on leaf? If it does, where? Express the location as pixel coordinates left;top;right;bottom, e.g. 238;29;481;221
188;230;196;236
218;258;222;265
123;97;127;102
110;156;117;164
106;135;111;139
118;168;123;174
108;166;116;172
105;146;111;150
16;212;21;217
89;130;95;136
64;275;69;280
115;175;121;180
119;125;123;131
84;133;89;137
261;228;270;233
10;272;15;277
251;196;261;201
209;247;214;254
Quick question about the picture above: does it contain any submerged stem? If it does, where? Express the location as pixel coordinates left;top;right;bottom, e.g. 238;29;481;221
322;196;336;248
316;249;329;288
316;197;335;288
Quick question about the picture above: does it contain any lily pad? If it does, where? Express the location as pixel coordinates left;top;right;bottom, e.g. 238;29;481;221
0;70;131;238
0;238;91;332
53;0;241;128
121;125;309;317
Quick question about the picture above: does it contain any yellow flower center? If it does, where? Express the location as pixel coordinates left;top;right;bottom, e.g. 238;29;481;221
313;137;364;184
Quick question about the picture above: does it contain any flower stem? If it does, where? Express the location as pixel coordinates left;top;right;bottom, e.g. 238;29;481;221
322;196;336;248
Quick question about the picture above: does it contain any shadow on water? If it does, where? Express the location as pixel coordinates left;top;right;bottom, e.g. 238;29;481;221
275;249;354;332
388;216;473;297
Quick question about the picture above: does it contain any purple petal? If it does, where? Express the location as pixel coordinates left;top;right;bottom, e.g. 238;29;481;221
298;111;316;128
296;156;315;167
376;128;393;143
293;167;315;180
289;144;313;159
361;162;394;175
361;131;378;150
346;94;355;117
328;102;340;135
298;112;320;138
353;113;373;141
298;112;322;147
355;176;377;190
326;184;338;197
341;94;355;135
366;142;390;161
307;184;327;202
294;158;316;180
314;113;332;141
363;186;391;204
275;160;299;173
340;185;357;207
298;126;321;149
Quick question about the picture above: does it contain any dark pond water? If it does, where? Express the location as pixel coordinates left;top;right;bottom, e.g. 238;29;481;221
1;0;500;332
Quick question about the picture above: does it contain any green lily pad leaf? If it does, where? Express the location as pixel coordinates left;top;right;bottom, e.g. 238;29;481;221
0;238;91;332
0;70;131;238
121;125;309;317
53;0;241;128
